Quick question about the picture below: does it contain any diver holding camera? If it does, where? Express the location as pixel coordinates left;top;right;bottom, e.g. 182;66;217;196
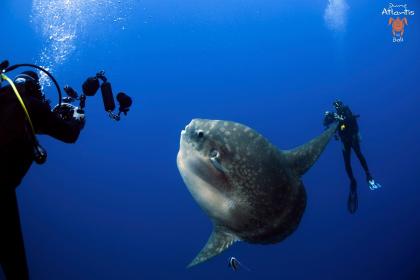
0;60;132;280
324;100;381;214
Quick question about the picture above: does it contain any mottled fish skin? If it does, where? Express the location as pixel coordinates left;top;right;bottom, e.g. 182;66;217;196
177;119;336;266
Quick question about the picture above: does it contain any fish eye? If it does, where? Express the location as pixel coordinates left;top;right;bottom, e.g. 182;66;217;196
196;130;204;138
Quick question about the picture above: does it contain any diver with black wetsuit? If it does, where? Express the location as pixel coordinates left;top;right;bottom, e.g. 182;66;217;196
0;70;84;280
324;100;381;214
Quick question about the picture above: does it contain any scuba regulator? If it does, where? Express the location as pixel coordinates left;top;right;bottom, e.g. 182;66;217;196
1;59;133;165
0;60;57;164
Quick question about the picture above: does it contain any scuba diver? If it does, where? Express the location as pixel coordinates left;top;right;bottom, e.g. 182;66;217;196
324;100;381;214
0;60;132;280
0;68;85;279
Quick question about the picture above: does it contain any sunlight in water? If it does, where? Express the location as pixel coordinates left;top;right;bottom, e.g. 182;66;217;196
31;0;133;86
324;0;349;32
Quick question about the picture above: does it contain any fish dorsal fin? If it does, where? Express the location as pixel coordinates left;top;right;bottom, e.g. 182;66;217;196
283;124;337;176
188;227;239;268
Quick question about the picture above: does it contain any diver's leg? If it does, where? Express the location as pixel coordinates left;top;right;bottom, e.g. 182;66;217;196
342;143;356;185
352;139;372;181
342;143;358;213
0;189;29;280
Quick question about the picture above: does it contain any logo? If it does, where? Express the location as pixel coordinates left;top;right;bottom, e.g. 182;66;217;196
381;3;415;43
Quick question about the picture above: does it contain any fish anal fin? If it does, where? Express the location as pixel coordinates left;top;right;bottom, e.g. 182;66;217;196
283;124;338;176
187;228;238;268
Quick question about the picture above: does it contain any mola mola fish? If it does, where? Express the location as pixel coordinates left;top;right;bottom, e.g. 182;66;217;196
177;119;337;267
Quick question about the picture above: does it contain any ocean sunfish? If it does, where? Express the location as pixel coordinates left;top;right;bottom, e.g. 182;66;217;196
177;119;337;267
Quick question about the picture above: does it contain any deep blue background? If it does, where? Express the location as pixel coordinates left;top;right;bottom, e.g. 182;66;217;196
1;0;419;279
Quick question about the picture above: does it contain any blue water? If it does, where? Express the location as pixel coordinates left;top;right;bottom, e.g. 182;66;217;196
1;0;419;279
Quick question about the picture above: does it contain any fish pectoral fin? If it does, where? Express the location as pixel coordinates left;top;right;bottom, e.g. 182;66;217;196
210;157;227;173
187;228;238;268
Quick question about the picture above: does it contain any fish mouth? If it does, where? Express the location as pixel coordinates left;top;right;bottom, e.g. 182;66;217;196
179;120;198;150
181;119;197;134
178;118;211;165
179;128;189;152
181;123;189;136
178;122;194;166
180;122;192;143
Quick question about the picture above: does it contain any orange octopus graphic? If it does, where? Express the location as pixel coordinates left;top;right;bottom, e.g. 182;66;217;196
388;17;408;37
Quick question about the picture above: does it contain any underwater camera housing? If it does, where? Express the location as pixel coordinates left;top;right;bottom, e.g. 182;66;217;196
1;61;132;164
57;71;133;121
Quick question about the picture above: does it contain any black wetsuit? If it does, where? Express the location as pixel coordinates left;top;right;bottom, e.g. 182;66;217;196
0;82;82;280
336;105;372;184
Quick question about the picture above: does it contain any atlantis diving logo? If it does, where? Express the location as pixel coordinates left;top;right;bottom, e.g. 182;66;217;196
381;3;415;43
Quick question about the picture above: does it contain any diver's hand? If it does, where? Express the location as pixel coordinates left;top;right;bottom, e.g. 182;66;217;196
323;111;336;128
72;108;85;122
73;109;85;129
334;113;344;121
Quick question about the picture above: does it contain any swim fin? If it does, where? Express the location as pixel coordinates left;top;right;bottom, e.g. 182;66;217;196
368;179;382;191
347;184;358;214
